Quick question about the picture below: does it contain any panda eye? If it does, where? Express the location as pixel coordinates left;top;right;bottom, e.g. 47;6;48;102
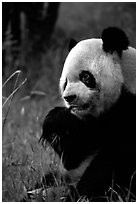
79;70;96;88
63;78;67;91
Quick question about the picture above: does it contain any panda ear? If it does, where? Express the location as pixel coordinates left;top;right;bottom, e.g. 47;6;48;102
102;27;129;57
69;39;78;51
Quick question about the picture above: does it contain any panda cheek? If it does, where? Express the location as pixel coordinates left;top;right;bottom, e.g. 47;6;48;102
79;90;93;104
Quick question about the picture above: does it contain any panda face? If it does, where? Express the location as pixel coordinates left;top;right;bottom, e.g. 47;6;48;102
60;39;124;118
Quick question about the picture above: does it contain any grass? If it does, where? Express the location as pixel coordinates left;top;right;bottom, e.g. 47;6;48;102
2;70;61;201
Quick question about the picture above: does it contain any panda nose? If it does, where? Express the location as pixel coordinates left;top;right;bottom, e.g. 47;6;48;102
64;95;77;103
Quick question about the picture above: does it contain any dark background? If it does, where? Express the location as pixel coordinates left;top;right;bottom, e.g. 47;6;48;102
2;2;136;202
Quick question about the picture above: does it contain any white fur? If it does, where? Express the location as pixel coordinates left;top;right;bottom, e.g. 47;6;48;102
122;47;136;94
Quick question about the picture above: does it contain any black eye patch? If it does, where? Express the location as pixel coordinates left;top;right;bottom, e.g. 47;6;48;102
79;70;96;89
63;78;67;91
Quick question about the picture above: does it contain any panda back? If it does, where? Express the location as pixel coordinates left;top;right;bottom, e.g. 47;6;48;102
122;46;136;94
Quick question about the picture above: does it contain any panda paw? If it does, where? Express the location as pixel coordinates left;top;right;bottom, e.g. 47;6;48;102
39;107;81;148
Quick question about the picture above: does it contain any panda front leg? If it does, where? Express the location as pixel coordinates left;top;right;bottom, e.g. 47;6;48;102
40;106;84;157
38;107;85;199
74;152;113;202
40;106;109;201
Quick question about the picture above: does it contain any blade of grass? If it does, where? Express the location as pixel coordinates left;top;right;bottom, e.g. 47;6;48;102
126;171;136;201
2;70;21;88
2;77;27;108
2;70;27;128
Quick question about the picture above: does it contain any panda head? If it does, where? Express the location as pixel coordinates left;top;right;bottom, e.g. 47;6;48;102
60;27;134;118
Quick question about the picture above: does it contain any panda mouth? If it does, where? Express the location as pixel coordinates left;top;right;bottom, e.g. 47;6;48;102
69;104;90;113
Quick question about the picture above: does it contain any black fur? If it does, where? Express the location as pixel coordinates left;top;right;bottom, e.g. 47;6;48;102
40;106;98;170
40;87;136;201
102;27;129;57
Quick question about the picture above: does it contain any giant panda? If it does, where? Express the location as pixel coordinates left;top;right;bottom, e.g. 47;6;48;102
40;27;136;201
